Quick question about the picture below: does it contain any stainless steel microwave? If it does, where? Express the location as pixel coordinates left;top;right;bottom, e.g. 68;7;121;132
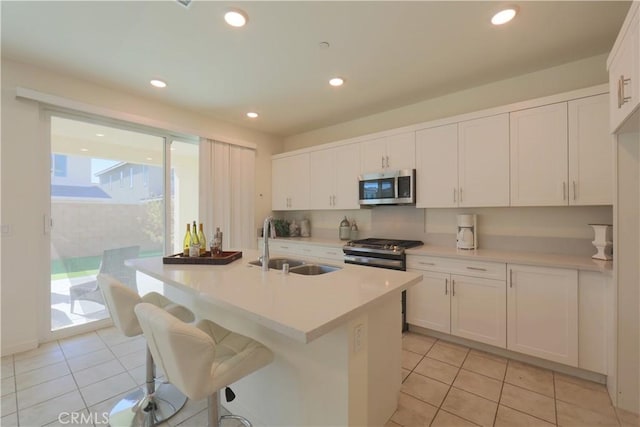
358;169;416;206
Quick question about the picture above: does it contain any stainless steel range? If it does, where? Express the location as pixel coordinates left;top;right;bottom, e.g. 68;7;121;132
343;238;424;331
343;238;424;270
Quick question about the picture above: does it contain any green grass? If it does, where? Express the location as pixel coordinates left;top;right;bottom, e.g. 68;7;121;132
50;250;163;280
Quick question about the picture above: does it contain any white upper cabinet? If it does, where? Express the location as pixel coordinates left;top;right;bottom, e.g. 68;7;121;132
361;131;415;173
272;153;310;211
568;94;613;205
416;124;458;208
309;144;360;210
510;103;569;206
416;114;509;208
608;4;639;133
458;114;510;207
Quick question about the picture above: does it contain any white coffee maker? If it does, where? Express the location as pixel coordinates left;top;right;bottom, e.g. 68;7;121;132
457;214;477;250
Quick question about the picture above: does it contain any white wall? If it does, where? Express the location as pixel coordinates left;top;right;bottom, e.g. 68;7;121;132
0;59;283;354
283;54;609;151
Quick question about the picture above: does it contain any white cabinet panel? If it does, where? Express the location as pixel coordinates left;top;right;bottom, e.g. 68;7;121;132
507;264;578;366
407;270;451;333
608;8;639;133
458;114;510;207
310;145;360;210
333;144;361;209
309;149;334;210
416;115;509;209
510;103;568;206
272;154;310;211
578;271;609;374
568;94;613;205
362;132;415;173
361;137;388;173
416;124;458;208
451;274;506;348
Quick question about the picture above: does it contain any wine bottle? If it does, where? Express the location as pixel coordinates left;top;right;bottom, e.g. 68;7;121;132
190;220;200;257
183;223;191;256
198;223;206;256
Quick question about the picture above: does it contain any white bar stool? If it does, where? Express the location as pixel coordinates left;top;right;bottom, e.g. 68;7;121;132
98;274;195;427
134;302;274;427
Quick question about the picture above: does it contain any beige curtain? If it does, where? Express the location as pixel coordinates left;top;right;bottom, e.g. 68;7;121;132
199;138;256;250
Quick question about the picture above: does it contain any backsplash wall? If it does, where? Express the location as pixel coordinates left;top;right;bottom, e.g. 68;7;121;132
282;205;613;256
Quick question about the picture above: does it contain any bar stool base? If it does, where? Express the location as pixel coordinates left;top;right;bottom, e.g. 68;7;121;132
108;382;187;427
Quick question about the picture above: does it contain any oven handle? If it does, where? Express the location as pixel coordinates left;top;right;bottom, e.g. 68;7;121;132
344;255;404;270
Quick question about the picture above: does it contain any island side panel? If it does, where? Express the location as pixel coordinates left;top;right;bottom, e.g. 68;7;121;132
365;292;403;425
164;283;353;426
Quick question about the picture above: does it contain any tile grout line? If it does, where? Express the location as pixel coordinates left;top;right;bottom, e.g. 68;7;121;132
59;335;93;426
491;358;509;427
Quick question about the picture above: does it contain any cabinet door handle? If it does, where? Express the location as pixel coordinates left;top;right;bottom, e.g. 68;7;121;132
452;279;455;296
453;188;457;203
619;75;632;108
445;278;448;295
466;266;486;271
333;195;336;205
573;181;576;201
381;156;385;169
562;182;566;200
459;187;463;203
509;269;513;288
386;155;390;168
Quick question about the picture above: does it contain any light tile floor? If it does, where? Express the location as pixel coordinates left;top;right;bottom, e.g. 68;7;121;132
2;329;639;427
391;332;640;427
0;327;239;427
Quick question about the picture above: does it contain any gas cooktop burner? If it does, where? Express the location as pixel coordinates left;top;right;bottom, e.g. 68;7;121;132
346;238;424;250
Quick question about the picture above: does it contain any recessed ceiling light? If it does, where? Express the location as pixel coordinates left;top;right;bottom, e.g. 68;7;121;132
150;79;167;88
247;112;259;119
146;157;153;161
96;133;104;137
329;77;345;87
225;9;248;27
491;7;517;25
80;148;89;152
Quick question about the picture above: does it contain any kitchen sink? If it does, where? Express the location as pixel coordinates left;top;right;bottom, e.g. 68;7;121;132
248;258;306;269
288;264;341;275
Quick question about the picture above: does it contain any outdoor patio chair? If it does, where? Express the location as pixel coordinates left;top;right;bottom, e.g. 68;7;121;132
69;245;140;313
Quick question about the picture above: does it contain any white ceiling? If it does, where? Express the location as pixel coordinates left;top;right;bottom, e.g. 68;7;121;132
1;1;631;138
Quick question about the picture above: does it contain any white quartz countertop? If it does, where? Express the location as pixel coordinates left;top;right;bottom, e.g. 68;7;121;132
266;237;612;273
406;246;612;273
127;250;421;344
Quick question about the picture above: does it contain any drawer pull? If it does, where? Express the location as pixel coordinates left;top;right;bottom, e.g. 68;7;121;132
419;262;436;266
466;266;487;271
302;248;311;252
445;278;448;295
326;251;337;255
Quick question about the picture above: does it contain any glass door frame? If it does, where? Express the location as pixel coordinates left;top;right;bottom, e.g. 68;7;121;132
41;107;196;342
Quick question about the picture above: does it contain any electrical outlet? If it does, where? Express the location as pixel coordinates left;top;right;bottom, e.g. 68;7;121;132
354;324;364;353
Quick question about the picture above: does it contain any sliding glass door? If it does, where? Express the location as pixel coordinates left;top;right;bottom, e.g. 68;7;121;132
48;115;198;334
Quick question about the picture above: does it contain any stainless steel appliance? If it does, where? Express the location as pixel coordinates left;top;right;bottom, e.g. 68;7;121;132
358;169;416;206
343;238;423;331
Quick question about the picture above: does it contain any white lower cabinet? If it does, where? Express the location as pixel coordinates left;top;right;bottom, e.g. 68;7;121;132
406;270;451;333
507;264;578;366
407;256;506;348
578;271;611;374
450;274;507;348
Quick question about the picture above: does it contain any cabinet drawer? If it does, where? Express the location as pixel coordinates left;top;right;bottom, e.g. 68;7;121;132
407;255;506;281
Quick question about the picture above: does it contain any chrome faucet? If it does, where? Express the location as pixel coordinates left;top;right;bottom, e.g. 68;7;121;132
261;216;274;271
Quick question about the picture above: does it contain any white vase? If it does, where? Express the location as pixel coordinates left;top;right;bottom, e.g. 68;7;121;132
589;224;612;260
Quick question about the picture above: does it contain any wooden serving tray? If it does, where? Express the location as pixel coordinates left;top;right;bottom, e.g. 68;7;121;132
163;251;243;265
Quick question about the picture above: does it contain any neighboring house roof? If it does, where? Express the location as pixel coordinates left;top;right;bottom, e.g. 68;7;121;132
93;161;128;176
51;185;111;199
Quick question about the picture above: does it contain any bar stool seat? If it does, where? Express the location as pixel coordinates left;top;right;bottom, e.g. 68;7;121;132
134;302;274;427
98;274;195;427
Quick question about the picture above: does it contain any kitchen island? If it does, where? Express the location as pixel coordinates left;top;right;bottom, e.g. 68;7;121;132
127;249;422;426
